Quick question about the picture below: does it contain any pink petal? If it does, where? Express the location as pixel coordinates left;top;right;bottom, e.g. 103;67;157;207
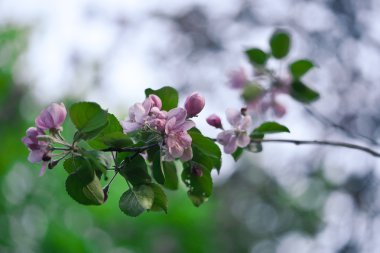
167;108;187;125
168;143;184;158
224;136;238;154
121;121;141;133
142;98;153;113
216;130;234;145
28;150;44;163
180;147;193;161
179;120;195;131
226;108;242;127
237;133;251;147
39;162;48;176
239;115;252;131
165;117;177;134
47;103;67;127
130;103;147;123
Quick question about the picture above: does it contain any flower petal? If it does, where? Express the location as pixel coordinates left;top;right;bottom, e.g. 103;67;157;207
237;133;251;147
226;108;242;127
39;162;48;176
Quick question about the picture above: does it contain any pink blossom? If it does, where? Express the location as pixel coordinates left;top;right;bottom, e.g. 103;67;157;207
121;95;165;133
217;108;252;154
184;92;205;117
229;68;248;89
206;114;223;129
22;127;51;176
35;103;67;131
164;108;195;161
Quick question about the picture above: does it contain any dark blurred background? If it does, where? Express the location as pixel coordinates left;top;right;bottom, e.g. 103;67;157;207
1;0;380;252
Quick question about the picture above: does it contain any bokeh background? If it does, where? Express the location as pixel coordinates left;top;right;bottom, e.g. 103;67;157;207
2;0;380;252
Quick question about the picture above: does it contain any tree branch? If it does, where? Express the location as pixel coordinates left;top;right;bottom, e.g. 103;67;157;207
252;138;380;157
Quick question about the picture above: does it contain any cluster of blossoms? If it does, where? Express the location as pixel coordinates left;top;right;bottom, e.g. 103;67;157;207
22;103;67;175
229;68;290;118
121;93;205;161
207;108;252;154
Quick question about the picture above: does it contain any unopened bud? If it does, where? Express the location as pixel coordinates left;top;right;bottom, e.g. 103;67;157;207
42;153;51;162
48;160;59;169
190;164;203;177
240;107;247;116
184;92;205;117
206;114;223;129
103;185;109;202
148;94;162;109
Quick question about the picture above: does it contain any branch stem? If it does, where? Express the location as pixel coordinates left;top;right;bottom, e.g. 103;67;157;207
252;138;380;157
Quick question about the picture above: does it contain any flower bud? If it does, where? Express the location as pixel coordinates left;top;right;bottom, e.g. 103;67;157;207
148;95;162;109
48;160;59;169
35;103;67;131
206;114;223;129
273;102;286;118
184;92;205;117
191;164;203;177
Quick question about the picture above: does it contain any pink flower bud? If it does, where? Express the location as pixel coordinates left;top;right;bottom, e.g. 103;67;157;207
148;95;162;109
184;92;205;117
35;103;67;131
273;102;286;118
229;68;248;89
206;114;222;129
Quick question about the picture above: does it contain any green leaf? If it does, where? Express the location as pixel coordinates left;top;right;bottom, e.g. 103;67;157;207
151;149;165;185
241;84;263;102
163;162;179;190
232;147;244;161
270;30;291;59
149;183;168;213
145;86;179;111
119;155;151;187
69;102;109;140
98;132;134;149
252;121;290;136
245;48;268;66
65;158;104;206
182;162;213;207
289;59;315;79
119;185;154;217
189;131;222;173
88;113;123;150
187;191;208;207
63;156;82;174
290;80;320;103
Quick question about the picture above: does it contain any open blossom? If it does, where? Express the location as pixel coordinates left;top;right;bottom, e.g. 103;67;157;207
22;127;51;176
164;108;195;161
217;108;252;154
184;92;205;117
35;103;67;131
121;95;165;133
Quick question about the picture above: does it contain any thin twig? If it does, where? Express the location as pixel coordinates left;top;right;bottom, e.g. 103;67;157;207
102;142;158;152
304;106;379;146
252;138;380;157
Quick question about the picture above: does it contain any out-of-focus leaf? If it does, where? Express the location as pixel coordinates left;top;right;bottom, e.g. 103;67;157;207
245;48;268;66
289;59;315;79
241;84;263;102
290;80;320;103
270;30;291;59
251;122;290;136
